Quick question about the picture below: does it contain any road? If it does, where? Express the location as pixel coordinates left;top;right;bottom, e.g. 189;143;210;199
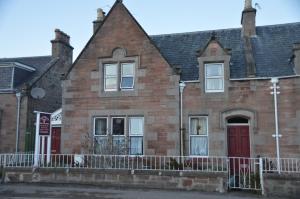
0;183;282;199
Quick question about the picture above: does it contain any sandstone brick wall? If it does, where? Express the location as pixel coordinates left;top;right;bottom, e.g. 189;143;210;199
182;77;300;158
3;168;227;193
264;173;300;198
0;94;28;152
62;3;180;155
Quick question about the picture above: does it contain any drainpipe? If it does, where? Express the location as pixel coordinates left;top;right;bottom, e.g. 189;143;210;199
179;82;186;157
15;92;22;153
270;77;281;174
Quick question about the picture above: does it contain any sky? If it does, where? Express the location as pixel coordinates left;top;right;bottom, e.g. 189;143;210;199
0;0;299;59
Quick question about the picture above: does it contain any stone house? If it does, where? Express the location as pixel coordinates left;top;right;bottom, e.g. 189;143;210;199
62;0;300;158
0;29;73;153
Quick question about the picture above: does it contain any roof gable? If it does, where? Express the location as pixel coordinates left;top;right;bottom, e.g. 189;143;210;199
66;0;172;78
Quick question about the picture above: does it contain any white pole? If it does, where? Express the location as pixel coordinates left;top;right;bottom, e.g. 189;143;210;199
271;78;281;174
180;90;183;157
47;134;51;164
179;82;186;158
41;136;45;164
34;112;40;167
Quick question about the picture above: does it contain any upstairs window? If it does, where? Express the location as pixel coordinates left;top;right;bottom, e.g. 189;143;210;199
121;63;134;90
104;64;118;91
205;63;224;93
104;62;135;91
0;67;13;90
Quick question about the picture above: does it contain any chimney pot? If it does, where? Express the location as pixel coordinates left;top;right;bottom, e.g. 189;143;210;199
241;0;256;37
93;8;106;34
245;0;253;9
97;8;105;21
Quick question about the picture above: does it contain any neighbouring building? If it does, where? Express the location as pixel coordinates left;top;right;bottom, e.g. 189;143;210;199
0;29;73;153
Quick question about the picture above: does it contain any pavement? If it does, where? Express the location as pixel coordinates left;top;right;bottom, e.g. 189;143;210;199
0;183;283;199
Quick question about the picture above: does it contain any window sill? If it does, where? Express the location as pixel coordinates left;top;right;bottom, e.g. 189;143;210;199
100;89;138;98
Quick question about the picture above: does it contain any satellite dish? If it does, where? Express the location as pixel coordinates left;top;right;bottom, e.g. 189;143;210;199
30;87;46;99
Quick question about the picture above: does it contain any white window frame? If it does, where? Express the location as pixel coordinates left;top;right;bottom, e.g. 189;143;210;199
93;117;109;154
189;116;209;157
104;63;118;92
120;63;135;90
93;117;108;137
111;117;126;137
205;63;224;93
129;117;144;155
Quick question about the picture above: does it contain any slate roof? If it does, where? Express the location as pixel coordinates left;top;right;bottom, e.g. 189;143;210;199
151;22;300;81
0;56;53;88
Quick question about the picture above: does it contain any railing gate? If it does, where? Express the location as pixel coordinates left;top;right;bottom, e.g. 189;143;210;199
228;157;263;193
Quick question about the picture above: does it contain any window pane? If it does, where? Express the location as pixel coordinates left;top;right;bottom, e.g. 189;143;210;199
130;136;143;155
0;67;13;89
190;118;207;135
105;77;118;90
122;63;134;76
206;64;222;76
121;77;134;89
207;78;223;90
94;118;107;135
129;117;143;135
190;137;208;156
94;136;108;154
112;118;125;135
105;64;117;76
112;136;126;155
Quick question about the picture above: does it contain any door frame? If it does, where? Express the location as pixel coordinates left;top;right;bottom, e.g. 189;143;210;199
225;120;253;158
227;123;251;158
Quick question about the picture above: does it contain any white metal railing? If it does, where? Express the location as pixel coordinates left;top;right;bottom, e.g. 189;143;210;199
0;153;228;172
1;154;299;174
262;157;300;173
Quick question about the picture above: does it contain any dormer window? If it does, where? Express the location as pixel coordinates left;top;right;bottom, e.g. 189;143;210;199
205;63;224;93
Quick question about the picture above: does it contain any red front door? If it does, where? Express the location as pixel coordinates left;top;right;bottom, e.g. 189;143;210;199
228;125;250;176
228;126;250;158
51;127;61;154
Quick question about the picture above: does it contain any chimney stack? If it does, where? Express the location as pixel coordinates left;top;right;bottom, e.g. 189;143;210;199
241;0;256;37
51;29;73;74
93;8;105;33
293;43;300;74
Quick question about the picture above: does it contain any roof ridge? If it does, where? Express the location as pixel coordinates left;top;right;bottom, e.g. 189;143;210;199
0;55;51;60
150;22;300;38
150;27;241;38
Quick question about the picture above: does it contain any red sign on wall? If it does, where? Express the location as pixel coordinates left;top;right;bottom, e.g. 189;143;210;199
39;113;51;135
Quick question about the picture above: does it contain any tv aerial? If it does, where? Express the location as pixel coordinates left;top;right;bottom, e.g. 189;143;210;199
30;87;46;99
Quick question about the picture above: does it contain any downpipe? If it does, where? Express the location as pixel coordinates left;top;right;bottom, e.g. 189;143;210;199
15;92;22;153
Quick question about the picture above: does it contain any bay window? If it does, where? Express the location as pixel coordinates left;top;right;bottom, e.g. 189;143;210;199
93;116;144;155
